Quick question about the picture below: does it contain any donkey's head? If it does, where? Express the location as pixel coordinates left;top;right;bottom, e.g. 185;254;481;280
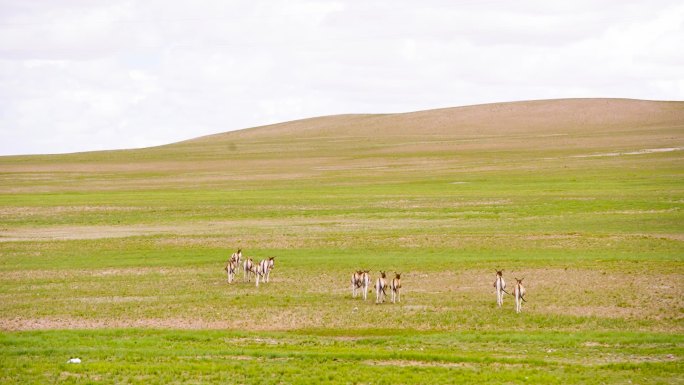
379;271;386;278
394;272;402;279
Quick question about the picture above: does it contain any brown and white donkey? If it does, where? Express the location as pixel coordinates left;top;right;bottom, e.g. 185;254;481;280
493;269;508;308
391;272;402;303
255;257;276;287
375;271;388;304
351;270;371;300
513;277;527;313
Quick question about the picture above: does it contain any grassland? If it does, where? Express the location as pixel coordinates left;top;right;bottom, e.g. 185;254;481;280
0;99;683;383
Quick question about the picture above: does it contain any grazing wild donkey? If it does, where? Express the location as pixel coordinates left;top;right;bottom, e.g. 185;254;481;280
255;257;276;287
391;272;402;303
224;259;237;284
243;258;254;282
351;270;371;300
513;277;527;313
493;269;508;307
375;271;388;304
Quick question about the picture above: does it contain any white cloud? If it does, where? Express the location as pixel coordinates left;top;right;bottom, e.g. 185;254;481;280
0;0;682;155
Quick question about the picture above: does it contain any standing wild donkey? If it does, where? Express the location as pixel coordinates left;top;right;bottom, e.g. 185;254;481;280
225;259;237;283
513;277;527;313
243;258;254;282
230;248;242;265
375;271;388;304
391;272;402;303
229;249;242;278
351;270;370;300
493;269;508;307
255;257;276;287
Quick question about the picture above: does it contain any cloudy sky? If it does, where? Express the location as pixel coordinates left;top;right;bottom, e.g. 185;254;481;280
1;0;682;155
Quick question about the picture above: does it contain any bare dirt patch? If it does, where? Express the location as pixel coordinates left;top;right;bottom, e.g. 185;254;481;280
1;267;183;281
75;296;157;304
0;206;145;217
598;209;679;215
583;341;611;347
363;359;476;368
571;147;683;158
0;225;176;242
543;305;638;319
0;314;333;332
223;337;281;346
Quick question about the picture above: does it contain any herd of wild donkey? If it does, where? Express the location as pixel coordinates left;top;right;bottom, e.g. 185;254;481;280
224;249;528;313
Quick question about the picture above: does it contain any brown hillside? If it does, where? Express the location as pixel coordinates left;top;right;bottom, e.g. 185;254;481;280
1;98;681;177
186;98;684;142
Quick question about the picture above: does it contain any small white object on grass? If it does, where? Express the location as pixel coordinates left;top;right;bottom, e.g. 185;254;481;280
66;358;81;364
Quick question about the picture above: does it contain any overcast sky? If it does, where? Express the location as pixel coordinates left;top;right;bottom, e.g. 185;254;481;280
1;0;682;155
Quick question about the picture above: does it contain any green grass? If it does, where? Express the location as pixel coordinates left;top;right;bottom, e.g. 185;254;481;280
1;100;683;383
1;330;682;384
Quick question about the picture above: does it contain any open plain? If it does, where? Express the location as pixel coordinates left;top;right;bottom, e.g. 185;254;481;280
1;99;683;384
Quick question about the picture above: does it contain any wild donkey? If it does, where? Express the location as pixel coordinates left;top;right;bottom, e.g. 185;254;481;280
391;272;402;303
225;259;237;283
255;257;275;287
493;269;508;307
375;271;388;304
230;248;242;265
243;258;255;282
351;270;370;300
229;249;242;277
513;277;527;313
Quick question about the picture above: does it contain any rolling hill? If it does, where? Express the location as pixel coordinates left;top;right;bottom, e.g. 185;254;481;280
1;98;682;180
0;98;683;384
